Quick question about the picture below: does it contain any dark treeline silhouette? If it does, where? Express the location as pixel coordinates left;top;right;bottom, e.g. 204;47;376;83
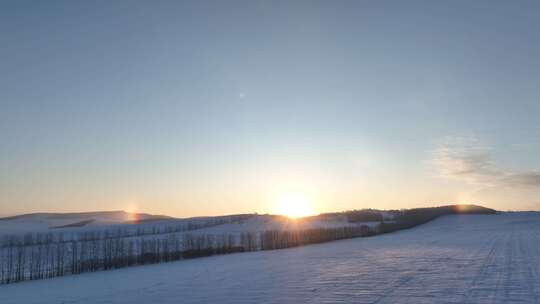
379;204;496;233
260;225;375;250
317;209;383;222
0;205;495;284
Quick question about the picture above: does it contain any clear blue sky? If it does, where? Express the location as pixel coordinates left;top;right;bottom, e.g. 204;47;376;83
2;0;540;217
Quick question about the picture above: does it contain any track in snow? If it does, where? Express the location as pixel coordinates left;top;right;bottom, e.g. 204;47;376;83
1;212;539;304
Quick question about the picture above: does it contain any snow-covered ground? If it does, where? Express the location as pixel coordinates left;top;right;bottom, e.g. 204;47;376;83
1;212;538;304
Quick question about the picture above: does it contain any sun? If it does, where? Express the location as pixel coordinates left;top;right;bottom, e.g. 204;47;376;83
274;192;315;218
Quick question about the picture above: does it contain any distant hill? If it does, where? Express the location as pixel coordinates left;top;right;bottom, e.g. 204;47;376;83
0;210;172;222
315;204;496;224
0;210;174;234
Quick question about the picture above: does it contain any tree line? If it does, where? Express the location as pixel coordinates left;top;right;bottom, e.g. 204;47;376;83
378;204;496;234
0;232;241;284
0;225;376;284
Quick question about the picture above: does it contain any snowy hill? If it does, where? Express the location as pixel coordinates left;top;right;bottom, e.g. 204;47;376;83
1;212;535;304
0;211;172;235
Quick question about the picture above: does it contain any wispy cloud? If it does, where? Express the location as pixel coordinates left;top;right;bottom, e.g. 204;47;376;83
432;136;540;188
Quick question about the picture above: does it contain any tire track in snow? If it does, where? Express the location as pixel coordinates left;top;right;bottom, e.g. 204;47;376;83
368;275;414;304
516;227;540;303
462;232;504;304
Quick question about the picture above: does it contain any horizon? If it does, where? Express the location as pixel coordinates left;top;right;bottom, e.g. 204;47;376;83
5;202;538;219
2;0;540;217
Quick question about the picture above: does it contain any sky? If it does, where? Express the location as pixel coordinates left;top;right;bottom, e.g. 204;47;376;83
1;0;540;217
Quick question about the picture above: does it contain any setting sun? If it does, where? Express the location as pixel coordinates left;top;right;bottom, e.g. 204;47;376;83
273;192;315;218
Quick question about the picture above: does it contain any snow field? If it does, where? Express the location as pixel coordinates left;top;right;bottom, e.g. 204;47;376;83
1;212;537;303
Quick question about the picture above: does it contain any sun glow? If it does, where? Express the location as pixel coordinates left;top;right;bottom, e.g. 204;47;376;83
274;192;315;218
124;204;139;221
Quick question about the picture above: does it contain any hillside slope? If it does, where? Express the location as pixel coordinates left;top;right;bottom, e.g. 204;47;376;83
1;212;536;304
0;211;172;234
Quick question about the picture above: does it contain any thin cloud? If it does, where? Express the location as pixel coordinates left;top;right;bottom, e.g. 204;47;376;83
432;137;540;188
502;172;540;187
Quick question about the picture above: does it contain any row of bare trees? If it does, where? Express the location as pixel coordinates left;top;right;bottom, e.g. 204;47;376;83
0;224;379;285
0;232;242;284
260;225;375;250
